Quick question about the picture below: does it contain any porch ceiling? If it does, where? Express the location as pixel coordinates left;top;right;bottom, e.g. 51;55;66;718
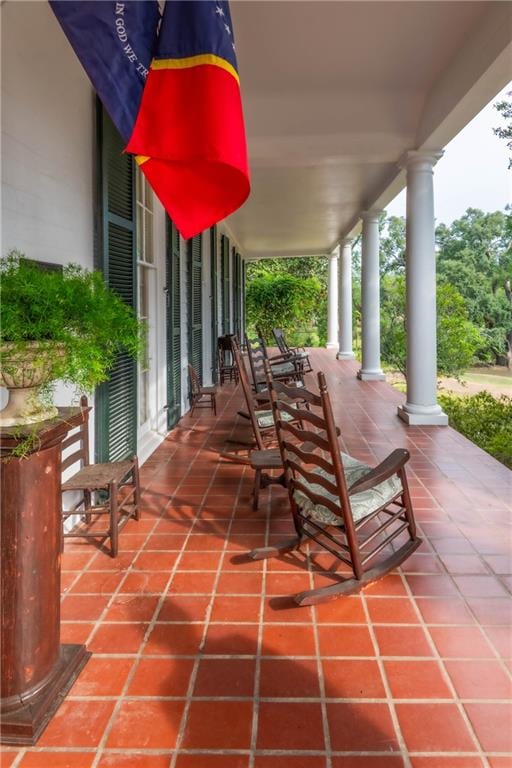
227;1;512;259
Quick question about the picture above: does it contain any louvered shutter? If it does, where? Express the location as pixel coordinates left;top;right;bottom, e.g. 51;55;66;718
188;234;203;382
221;235;230;333
233;251;242;337
166;218;181;429
95;106;137;462
210;226;218;381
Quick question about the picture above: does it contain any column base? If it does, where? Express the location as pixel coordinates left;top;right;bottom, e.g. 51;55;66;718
357;369;386;381
397;404;448;426
337;351;355;360
326;342;339;350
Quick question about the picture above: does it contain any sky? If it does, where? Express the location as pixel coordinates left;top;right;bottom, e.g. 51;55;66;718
386;83;511;226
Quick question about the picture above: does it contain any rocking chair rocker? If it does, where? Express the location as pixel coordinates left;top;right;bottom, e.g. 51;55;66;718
248;367;422;605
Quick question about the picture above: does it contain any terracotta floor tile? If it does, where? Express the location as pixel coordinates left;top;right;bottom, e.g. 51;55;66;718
374;625;433;657
439;554;489;575
262;623;317;656
70;657;133;696
169;571;217;594
157;595;211;622
134;551;179;571
260;658;321;697
406;574;459;596
19;753;94;768
366;597;419;624
89;553;135;571
483;624;512;657
364;574;408;596
178;551;222;570
317;625;375;657
445;659;512;699
314;596;366;623
416;597;475;625
106;700;184;748
323;659;386;698
38;700;115;747
60;622;95;644
88;622;148;654
409;759;483;768
97;755;171;768
332;759;405;768
464;702;512;752
103;594;159;622
128;657;194;696
144;622;204;655
143;533;188;550
70;570;125;594
265;571;313;595
202;623;259;655
120;570;170;593
384;659;452;699
327;702;399;751
395;703;476;751
216;571;263;594
257;702;325;750
453;574;509;597
181;700;253;749
61;594;110;621
465;597;512;625
211;595;261;622
428;625;496;658
255;758;326;768
263;595;314;623
0;751;19;768
401;553;443;573
176;757;249;768
61;551;96;571
193;657;255;696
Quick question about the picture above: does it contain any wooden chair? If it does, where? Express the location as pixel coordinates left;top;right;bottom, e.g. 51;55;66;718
248;368;422;604
61;396;140;557
221;345;288;510
273;328;313;374
217;334;239;385
245;333;303;394
188;364;217;415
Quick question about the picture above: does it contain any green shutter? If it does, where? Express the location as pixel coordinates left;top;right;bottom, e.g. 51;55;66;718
221;235;230;333
95;105;137;462
210;226;218;381
233;251;242;337
166;218;181;429
188;234;203;382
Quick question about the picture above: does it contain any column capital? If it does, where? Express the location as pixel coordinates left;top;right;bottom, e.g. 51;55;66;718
329;247;340;260
341;237;353;247
400;149;444;171
361;209;384;223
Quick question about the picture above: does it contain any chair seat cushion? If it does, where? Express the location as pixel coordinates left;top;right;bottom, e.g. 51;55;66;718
199;386;217;394
293;452;403;526
257;408;295;429
62;459;135;491
270;361;296;376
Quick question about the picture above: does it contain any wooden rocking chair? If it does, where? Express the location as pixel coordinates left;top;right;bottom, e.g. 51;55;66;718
273;328;313;374
221;345;288;510
245;333;303;394
188;364;217;415
248;368;422;604
217;334;239;385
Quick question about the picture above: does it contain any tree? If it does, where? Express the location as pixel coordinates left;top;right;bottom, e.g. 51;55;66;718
380;275;482;378
493;93;512;169
245;273;323;344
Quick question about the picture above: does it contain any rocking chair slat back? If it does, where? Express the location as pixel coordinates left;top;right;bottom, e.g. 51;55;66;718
233;345;266;450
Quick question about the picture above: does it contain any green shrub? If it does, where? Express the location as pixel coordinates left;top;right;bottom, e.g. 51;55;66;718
438;391;512;468
246;273;322;343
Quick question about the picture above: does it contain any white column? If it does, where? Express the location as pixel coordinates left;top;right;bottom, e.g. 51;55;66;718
357;210;385;380
326;247;339;349
337;238;355;359
398;150;448;425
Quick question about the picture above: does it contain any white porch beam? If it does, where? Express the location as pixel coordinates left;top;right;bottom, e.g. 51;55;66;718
398;151;448;426
337;238;355;360
358;211;385;381
326;247;339;350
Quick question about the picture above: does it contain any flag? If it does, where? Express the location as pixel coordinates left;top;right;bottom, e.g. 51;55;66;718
126;1;250;239
50;1;160;143
50;0;250;239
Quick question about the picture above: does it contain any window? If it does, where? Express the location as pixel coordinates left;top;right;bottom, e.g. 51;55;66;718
136;169;155;427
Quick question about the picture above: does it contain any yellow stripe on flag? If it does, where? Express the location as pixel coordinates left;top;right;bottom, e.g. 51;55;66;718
151;54;239;84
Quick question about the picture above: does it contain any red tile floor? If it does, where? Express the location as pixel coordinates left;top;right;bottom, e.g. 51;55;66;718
2;349;511;768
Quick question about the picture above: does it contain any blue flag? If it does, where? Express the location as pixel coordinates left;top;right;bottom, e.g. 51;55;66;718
50;1;160;142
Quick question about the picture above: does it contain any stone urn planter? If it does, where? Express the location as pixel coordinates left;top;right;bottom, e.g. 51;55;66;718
0;342;66;426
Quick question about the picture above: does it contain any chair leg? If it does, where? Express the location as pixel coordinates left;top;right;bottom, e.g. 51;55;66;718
212;394;217;415
253;469;261;511
132;456;141;521
109;480;119;558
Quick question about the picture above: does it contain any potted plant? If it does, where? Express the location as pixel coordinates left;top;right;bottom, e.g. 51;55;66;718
0;251;144;426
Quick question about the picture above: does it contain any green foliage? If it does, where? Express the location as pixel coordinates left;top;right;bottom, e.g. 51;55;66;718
246;272;323;344
381;275;481;378
0;251;144;393
438;391;512;468
493;94;512;169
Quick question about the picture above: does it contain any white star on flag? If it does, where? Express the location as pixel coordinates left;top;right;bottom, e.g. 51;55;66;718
224;22;231;35
215;5;225;17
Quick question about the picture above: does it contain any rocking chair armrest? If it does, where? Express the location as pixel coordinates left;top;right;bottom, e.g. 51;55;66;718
268;351;294;362
348;449;410;496
254;393;271;404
